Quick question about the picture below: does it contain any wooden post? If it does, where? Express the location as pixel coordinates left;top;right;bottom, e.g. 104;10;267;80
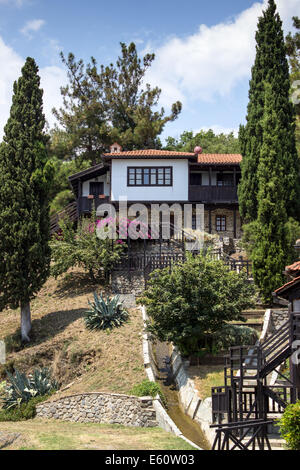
233;208;237;239
209;166;212;186
209;208;212;234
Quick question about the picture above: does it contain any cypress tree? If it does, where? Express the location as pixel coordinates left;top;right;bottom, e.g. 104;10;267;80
0;57;53;342
238;0;300;223
251;81;294;302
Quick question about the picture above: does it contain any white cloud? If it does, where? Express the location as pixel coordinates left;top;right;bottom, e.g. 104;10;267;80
0;36;66;138
0;0;26;7
20;19;45;38
0;37;23;135
145;0;299;108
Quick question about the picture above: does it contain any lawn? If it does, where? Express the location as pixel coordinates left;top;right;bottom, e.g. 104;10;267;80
0;419;195;451
188;365;225;400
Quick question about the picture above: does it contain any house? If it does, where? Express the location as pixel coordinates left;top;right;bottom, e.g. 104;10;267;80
68;143;242;239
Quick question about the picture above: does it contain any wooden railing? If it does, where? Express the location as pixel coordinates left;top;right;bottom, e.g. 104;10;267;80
189;185;238;202
50;201;78;235
78;196;110;214
211;419;273;451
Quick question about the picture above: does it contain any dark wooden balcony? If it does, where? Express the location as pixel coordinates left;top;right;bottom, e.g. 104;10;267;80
78;196;111;215
188;185;238;203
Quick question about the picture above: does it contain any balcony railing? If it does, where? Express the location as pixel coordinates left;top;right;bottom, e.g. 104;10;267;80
78;196;110;214
188;185;238;202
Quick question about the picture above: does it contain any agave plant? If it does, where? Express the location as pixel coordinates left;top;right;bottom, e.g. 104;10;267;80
84;293;128;331
2;368;58;409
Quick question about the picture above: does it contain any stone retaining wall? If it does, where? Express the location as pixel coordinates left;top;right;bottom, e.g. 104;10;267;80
111;270;145;295
36;392;157;427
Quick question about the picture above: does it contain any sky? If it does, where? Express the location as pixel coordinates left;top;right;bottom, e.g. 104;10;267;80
0;0;299;143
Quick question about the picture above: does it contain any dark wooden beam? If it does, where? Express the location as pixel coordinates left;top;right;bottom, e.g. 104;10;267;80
233;208;237;239
209;208;212;234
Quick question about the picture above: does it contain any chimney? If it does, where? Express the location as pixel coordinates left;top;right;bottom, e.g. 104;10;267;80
110;142;123;153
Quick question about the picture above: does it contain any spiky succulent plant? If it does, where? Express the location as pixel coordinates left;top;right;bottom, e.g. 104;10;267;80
2;368;58;409
84;293;128;331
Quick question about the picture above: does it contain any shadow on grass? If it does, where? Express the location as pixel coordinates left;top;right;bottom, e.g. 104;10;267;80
53;271;108;299
3;308;87;353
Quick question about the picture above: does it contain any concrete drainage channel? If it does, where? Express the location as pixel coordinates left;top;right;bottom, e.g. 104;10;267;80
141;306;211;451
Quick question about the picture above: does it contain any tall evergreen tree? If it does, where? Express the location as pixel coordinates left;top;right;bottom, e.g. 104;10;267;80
249;81;294;302
0;58;53;342
238;0;300;223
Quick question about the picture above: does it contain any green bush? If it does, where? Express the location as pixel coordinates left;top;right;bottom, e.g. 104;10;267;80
2;368;58;409
50;213;126;282
140;252;255;356
277;401;300;450
50;189;75;216
130;380;166;406
84;293;128;331
0;395;50;422
212;324;259;354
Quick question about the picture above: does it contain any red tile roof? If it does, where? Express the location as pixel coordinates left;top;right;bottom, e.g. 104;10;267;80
102;149;242;165
286;261;300;273
197;154;242;165
102;149;196;158
274;275;300;295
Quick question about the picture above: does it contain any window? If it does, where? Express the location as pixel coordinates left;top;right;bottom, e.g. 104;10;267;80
190;173;202;186
127;167;173;186
90;182;104;196
216;215;226;232
217;173;234;187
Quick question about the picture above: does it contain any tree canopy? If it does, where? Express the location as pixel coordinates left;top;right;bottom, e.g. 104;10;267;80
140;253;255;355
53;42;182;164
164;129;240;153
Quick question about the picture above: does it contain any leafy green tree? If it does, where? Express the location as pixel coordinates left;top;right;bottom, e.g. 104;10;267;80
139;253;255;356
278;401;300;450
238;0;300;223
51;216;125;282
244;82;297;302
53;53;111;164
0;57;54;342
286;16;300;156
164;129;240;153
54;42;182;161
103;42;182;150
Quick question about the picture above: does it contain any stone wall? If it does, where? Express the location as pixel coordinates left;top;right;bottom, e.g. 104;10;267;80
111;269;145;295
271;309;289;332
36;392;157;427
204;208;242;239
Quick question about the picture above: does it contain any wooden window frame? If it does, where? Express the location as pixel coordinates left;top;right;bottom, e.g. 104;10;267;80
127;166;173;187
216;215;226;232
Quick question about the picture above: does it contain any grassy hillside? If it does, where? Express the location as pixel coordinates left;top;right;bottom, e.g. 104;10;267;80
0;268;146;396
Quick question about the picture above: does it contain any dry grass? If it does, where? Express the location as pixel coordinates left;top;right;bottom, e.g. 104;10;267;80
0;268;146;396
0;419;195;450
188;365;225;400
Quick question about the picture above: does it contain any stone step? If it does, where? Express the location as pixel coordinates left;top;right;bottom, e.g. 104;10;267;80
242;309;266;319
